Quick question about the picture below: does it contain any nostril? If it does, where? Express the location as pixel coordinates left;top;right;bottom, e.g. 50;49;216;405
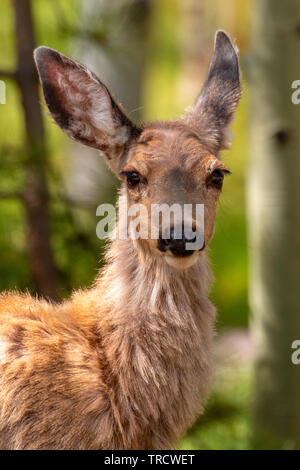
157;229;175;253
157;237;169;253
169;239;194;257
157;229;198;256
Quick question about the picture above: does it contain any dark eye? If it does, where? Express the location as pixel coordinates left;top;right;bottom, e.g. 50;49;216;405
120;171;141;188
209;169;230;189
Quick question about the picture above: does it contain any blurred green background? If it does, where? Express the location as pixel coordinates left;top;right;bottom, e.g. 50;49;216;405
0;0;253;449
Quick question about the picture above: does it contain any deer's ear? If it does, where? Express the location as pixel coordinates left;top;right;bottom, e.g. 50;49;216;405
34;46;141;173
186;30;242;153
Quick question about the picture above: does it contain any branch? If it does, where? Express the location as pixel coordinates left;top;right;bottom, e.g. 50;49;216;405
0;69;17;80
0;190;23;200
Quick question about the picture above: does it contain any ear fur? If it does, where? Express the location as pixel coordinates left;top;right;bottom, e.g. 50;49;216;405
34;46;141;173
185;30;242;153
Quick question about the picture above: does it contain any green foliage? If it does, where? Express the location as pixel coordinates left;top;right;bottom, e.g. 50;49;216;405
143;0;181;120
180;365;252;450
210;89;249;328
0;0;101;297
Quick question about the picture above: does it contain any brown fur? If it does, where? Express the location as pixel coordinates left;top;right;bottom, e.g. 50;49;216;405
0;31;241;449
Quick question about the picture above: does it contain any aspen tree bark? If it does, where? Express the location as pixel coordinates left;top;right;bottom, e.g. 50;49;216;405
249;0;300;448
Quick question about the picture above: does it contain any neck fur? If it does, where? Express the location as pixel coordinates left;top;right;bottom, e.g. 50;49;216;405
91;200;216;449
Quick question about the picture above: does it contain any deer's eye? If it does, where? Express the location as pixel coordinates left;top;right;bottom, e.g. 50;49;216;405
121;171;141;188
208;169;230;189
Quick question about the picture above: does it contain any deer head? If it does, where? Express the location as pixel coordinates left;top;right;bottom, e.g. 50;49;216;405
34;30;241;270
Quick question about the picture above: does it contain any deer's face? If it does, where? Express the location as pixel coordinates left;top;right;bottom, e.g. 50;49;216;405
35;30;241;270
120;125;230;269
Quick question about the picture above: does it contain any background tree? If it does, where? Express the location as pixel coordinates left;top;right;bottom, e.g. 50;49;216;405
249;0;300;448
0;0;59;300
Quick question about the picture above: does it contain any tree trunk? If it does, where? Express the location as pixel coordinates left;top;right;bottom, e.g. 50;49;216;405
13;0;59;301
249;0;300;448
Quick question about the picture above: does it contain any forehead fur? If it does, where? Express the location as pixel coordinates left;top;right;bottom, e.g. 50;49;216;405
125;121;217;171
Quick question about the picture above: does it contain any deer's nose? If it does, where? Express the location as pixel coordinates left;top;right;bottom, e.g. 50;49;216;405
158;229;197;257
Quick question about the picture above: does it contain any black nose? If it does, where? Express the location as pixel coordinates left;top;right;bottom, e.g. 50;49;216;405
158;229;197;257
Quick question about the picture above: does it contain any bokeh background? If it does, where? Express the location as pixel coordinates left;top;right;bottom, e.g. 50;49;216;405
1;0;300;450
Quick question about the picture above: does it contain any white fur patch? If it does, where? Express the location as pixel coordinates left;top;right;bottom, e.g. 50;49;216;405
164;253;199;270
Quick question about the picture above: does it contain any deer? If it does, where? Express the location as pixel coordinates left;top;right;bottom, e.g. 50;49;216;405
0;30;241;450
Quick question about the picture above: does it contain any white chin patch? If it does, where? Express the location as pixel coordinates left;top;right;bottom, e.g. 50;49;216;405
164;253;198;270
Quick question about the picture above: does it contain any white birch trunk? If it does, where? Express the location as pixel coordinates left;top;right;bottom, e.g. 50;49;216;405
249;0;300;448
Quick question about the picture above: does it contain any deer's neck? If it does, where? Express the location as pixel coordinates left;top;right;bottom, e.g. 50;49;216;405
93;230;216;448
96;234;214;336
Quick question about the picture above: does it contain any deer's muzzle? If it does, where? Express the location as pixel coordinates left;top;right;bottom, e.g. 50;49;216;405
157;227;204;257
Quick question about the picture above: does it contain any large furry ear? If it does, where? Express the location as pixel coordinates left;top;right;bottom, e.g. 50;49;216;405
185;30;242;153
34;46;141;173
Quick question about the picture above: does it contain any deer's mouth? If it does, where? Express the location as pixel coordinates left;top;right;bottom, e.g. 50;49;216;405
164;252;200;270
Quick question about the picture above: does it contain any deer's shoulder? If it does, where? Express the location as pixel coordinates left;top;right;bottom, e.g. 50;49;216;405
0;290;101;371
